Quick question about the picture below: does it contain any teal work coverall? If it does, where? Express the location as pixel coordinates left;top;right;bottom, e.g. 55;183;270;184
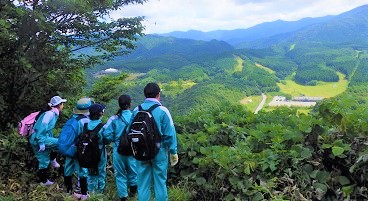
64;114;90;178
86;119;107;193
130;98;178;201
29;108;60;169
103;110;137;199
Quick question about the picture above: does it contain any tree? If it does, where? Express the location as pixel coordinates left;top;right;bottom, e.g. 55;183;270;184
0;0;146;130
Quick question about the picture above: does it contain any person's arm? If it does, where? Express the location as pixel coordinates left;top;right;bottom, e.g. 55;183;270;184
35;111;54;145
103;116;117;142
160;107;177;155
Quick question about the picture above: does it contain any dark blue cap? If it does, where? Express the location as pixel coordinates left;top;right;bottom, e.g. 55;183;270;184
89;103;105;115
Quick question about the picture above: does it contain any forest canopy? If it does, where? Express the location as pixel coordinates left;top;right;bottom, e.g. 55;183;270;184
0;0;146;130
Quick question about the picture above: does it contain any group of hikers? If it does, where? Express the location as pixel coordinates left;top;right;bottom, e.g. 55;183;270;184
27;82;179;201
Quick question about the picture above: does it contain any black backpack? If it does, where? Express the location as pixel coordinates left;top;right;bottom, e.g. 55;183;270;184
117;117;132;156
125;104;161;161
76;123;104;168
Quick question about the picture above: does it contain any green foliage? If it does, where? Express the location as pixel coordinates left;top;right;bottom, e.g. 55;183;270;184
0;0;145;130
169;83;246;115
3;86;368;200
350;57;368;86
251;54;298;79
168;182;193;201
170;95;368;200
294;68;339;84
98;35;234;73
0;129;189;201
88;72;129;103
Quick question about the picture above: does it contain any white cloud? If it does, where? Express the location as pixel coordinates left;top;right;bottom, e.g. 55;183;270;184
110;0;368;34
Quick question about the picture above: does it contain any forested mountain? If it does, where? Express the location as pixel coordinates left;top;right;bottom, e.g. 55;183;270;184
87;34;281;117
87;4;368;112
159;15;333;46
93;35;234;73
158;5;368;49
241;5;368;49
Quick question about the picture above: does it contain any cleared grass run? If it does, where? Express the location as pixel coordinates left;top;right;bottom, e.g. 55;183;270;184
233;56;244;73
255;63;275;74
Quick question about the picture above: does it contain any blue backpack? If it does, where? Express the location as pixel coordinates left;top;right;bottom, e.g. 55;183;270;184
58;115;86;157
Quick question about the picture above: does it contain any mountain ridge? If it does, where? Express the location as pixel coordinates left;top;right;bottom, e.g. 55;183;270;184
157;4;368;48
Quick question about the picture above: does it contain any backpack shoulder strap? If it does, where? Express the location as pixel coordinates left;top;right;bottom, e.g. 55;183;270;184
92;123;104;133
120;116;128;125
147;104;159;113
138;104;159;113
83;123;88;133
75;114;85;121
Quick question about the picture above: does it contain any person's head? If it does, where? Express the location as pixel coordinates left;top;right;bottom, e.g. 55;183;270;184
73;97;92;115
89;103;105;120
144;82;161;99
48;95;67;111
118;94;131;110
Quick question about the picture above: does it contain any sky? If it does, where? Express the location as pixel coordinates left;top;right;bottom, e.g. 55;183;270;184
110;0;368;34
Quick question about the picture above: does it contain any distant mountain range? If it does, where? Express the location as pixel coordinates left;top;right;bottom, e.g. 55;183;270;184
157;5;368;49
91;4;368;77
88;4;368;113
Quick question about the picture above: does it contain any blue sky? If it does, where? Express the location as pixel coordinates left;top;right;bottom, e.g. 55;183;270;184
110;0;368;34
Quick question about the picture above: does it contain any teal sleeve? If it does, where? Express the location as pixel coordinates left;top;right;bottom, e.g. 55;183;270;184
161;110;177;155
35;123;48;145
34;112;54;145
103;120;116;142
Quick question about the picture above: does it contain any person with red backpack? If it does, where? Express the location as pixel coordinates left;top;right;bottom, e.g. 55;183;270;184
103;94;137;201
29;95;67;186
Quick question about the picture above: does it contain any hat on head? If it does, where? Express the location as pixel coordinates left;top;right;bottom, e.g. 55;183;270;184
89;103;105;115
73;97;92;115
144;82;161;98
48;96;67;107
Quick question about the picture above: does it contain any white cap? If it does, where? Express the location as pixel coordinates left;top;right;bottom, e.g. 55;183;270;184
48;96;67;107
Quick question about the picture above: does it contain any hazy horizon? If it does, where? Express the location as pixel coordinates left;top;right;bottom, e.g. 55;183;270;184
109;0;368;34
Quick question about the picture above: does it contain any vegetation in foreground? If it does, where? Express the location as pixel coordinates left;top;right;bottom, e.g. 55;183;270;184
2;87;368;200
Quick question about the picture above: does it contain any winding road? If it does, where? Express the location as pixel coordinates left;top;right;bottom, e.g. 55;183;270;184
254;93;266;114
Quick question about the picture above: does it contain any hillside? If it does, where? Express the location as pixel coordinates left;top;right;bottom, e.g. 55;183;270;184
94;35;235;73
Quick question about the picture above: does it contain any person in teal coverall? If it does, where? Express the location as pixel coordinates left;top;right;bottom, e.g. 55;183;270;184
63;98;92;197
130;83;179;201
85;103;107;194
103;94;137;201
29;95;66;186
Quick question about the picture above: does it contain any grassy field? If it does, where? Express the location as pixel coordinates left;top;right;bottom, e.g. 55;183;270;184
254;62;348;98
233;56;244;73
240;95;263;112
277;72;348;98
126;73;146;80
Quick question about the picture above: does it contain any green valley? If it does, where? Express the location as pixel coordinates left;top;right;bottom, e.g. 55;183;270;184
2;2;368;201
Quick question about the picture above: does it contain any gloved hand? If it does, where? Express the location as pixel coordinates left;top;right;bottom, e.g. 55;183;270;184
39;144;46;152
169;154;179;166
